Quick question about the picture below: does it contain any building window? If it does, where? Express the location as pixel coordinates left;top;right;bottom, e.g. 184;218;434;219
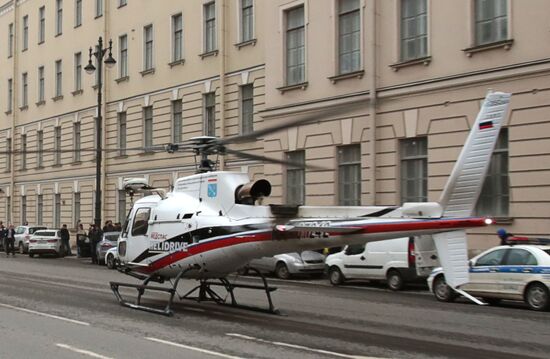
54;193;61;228
400;137;428;202
203;93;215;136
400;0;428;61
476;129;509;217
118;190;126;223
22;15;29;51
75;0;82;27
74;52;82;91
6;197;11;224
8;23;14;57
338;0;361;74
21;134;27;170
143;106;153;150
286;151;305;205
119;34;128;78
285;6;305;86
172;100;182;144
95;0;103;18
6;138;11;172
55;60;62;97
56;0;63;36
74;192;80;227
54;126;61;165
241;0;253;42
338;145;361;206
475;0;507;46
37;194;43;225
38;6;45;43
240;84;253;134
172;13;183;62
7;79;13;112
38;66;45;102
204;2;216;52
37;130;43;167
21;73;28;108
21;196;27;224
143;25;154;71
118;112;127;156
73;122;81;162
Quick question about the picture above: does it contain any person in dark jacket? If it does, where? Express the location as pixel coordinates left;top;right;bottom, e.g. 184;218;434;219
89;224;103;264
0;222;6;251
60;224;71;256
5;224;16;257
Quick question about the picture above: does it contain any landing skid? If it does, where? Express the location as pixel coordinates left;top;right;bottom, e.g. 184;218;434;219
110;266;279;316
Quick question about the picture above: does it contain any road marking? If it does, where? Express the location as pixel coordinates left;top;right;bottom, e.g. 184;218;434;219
56;344;113;359
0;302;90;326
226;333;385;359
145;337;245;359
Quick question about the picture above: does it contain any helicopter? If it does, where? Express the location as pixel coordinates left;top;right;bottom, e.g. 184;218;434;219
103;91;511;316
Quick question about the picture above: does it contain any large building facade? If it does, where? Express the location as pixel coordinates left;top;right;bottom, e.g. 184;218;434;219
0;0;548;252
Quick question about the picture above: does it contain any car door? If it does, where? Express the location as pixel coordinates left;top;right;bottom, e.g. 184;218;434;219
467;248;508;296
498;248;538;300
341;244;367;279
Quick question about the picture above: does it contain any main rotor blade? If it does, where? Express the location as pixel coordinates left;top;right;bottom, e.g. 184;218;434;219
218;102;364;146
223;147;327;170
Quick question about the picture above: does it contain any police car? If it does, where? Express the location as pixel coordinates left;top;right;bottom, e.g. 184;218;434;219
428;238;550;311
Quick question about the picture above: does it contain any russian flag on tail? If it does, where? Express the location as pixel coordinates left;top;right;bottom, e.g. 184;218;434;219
479;120;494;130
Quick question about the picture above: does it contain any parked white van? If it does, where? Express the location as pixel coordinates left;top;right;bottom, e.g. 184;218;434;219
326;237;424;290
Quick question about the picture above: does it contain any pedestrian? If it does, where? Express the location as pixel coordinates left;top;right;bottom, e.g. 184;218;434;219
5;224;16;257
60;224;71;256
114;222;122;232
103;220;115;232
89;224;103;264
0;221;6;251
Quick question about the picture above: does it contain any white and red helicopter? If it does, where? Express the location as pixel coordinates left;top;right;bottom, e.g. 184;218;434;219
110;91;511;316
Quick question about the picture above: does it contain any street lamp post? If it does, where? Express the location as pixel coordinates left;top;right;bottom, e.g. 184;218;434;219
85;36;116;228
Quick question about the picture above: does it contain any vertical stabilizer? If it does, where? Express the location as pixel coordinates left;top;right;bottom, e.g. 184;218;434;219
439;91;511;217
433;230;469;287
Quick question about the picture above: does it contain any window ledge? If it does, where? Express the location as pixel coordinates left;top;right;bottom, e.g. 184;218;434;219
36;166;45;170
390;56;432;71
199;50;219;59
92;84;99;91
492;217;514;225
74;24;82;29
19;105;28;111
55;32;62;37
462;39;514;57
140;68;155;77
35;100;45;107
52;95;64;102
115;76;129;83
22;48;28;53
276;82;309;94
235;39;257;49
114;154;128;159
71;161;82;166
4;110;12;115
328;70;365;84
168;59;185;68
52;164;62;168
94;14;103;20
38;40;44;46
139;151;155;156
72;89;83;96
118;3;127;9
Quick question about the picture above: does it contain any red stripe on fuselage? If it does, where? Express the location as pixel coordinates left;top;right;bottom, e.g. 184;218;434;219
136;217;488;274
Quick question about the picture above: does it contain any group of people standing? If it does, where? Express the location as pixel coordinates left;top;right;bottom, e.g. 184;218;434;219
0;222;16;256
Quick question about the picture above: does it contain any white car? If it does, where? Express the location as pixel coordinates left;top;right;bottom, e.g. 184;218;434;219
240;251;326;279
428;243;550;311
14;225;47;254
105;246;119;269
28;230;64;258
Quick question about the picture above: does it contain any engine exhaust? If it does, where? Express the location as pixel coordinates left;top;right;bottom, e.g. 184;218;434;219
236;179;271;204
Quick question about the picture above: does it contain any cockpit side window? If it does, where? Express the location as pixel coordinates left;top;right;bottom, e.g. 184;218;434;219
131;208;151;236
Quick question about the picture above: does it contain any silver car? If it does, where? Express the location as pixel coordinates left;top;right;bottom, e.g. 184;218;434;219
28;230;63;257
241;251;326;279
95;232;120;265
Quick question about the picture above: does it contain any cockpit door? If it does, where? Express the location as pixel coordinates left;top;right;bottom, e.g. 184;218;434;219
119;206;151;264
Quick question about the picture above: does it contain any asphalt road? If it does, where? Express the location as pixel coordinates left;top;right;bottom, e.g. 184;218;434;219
0;255;548;359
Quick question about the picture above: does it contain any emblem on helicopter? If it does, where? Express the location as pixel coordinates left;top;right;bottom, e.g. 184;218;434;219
207;178;218;198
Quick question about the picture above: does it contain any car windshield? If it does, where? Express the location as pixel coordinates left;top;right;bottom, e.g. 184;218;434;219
35;231;56;237
29;227;46;234
105;233;120;241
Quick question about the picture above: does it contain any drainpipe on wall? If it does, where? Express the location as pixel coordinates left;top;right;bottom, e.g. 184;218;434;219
218;0;226;171
101;4;111;223
366;0;377;205
9;0;19;224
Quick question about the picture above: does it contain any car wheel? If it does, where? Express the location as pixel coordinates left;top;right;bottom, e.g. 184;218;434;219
329;266;345;286
275;262;290;280
18;242;24;254
481;297;502;306
433;275;457;302
106;254;116;269
29;252;34;258
525;283;550;311
387;270;405;291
